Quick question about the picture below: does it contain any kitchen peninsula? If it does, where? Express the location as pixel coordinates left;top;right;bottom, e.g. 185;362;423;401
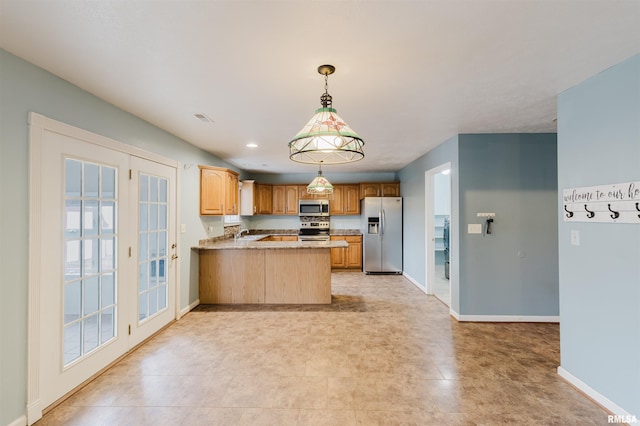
196;236;348;304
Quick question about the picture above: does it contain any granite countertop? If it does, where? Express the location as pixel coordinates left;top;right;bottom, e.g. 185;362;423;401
247;229;362;236
194;238;349;250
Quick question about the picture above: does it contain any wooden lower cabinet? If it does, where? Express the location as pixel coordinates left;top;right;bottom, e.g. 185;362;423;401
330;235;362;270
199;248;331;304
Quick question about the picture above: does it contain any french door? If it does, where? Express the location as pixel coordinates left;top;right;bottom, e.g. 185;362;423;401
31;115;177;417
129;156;177;347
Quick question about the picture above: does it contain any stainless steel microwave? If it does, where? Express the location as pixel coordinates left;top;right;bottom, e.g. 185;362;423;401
298;199;330;216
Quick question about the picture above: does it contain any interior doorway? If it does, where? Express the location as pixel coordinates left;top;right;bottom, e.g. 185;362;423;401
425;163;451;306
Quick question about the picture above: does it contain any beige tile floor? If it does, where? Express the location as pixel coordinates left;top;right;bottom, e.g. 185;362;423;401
37;273;609;425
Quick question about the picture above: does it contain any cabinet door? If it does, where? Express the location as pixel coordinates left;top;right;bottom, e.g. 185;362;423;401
299;184;313;200
272;185;286;215
381;182;400;197
256;184;273;215
284;185;299;215
345;236;362;269
200;169;225;215
225;172;239;214
330;236;346;268
360;183;380;199
343;185;360;215
330;185;344;215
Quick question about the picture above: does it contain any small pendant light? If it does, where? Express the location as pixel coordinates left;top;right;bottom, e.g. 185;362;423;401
306;161;334;194
289;65;365;165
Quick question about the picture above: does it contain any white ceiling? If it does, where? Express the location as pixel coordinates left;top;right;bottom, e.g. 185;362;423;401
1;1;639;174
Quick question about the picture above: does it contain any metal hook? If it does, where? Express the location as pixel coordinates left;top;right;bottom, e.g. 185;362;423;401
607;204;620;220
636;202;640;219
563;205;574;218
584;204;595;219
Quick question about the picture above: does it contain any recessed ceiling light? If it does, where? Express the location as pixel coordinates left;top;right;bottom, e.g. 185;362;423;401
246;143;258;148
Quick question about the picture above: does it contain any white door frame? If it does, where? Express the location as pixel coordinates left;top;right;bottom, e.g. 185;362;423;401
27;113;180;424
424;163;451;298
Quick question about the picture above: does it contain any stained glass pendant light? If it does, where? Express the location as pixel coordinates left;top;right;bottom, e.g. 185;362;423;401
289;65;365;164
306;161;334;194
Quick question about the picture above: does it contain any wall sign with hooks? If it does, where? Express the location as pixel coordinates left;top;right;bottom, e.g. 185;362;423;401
563;181;640;223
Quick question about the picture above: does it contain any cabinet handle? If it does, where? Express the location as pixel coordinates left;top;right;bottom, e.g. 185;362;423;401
254;206;257;214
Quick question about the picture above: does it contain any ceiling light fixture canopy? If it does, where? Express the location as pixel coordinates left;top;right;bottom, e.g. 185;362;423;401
289;65;365;165
306;161;334;194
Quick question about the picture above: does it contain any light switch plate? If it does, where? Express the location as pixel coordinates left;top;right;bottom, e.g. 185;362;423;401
468;224;482;234
571;230;580;246
180;224;186;233
477;212;496;218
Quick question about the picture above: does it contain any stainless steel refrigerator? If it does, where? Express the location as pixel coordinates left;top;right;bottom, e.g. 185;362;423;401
361;197;403;274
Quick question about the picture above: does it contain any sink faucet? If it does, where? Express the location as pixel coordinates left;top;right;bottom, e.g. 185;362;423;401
235;229;249;240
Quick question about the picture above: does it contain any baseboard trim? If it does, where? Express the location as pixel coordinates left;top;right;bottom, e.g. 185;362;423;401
558;366;636;420
454;314;560;323
179;299;200;317
450;309;460;321
402;272;427;294
8;414;27;426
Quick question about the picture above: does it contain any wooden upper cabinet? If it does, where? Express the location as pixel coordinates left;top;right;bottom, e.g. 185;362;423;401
343;185;360;215
360;182;400;199
199;165;239;215
272;185;299;215
360;182;381;199
381;182;400;197
255;183;273;215
285;185;298;215
329;184;360;215
329;185;344;215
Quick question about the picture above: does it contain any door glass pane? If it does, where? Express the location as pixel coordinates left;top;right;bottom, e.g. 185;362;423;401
140;175;148;201
149;232;158;260
159;178;167;202
64;281;81;324
65;240;81;282
101;167;115;199
83;314;99;353
101;307;115;344
139;203;148;231
84;163;99;198
150;204;158;230
64;322;82;365
149;177;158;202
84;200;99;237
139;294;148;321
139;234;148;262
101;237;115;271
139;263;149;292
149;287;158;316
83;238;99;275
65;159;82;197
101;273;115;308
159;204;167;229
65;200;81;239
83;276;100;316
158;284;167;310
63;159;118;366
101;201;115;234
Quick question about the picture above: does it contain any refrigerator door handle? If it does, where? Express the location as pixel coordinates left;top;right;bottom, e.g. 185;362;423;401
380;209;385;237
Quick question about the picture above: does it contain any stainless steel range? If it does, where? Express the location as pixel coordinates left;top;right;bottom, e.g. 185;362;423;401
298;215;330;241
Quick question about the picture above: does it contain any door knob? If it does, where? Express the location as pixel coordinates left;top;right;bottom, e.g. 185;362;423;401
171;254;179;260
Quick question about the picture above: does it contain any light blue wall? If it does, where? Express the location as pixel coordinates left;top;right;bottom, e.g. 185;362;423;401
458;134;558;316
397;136;459;311
557;54;640;415
0;49;235;424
